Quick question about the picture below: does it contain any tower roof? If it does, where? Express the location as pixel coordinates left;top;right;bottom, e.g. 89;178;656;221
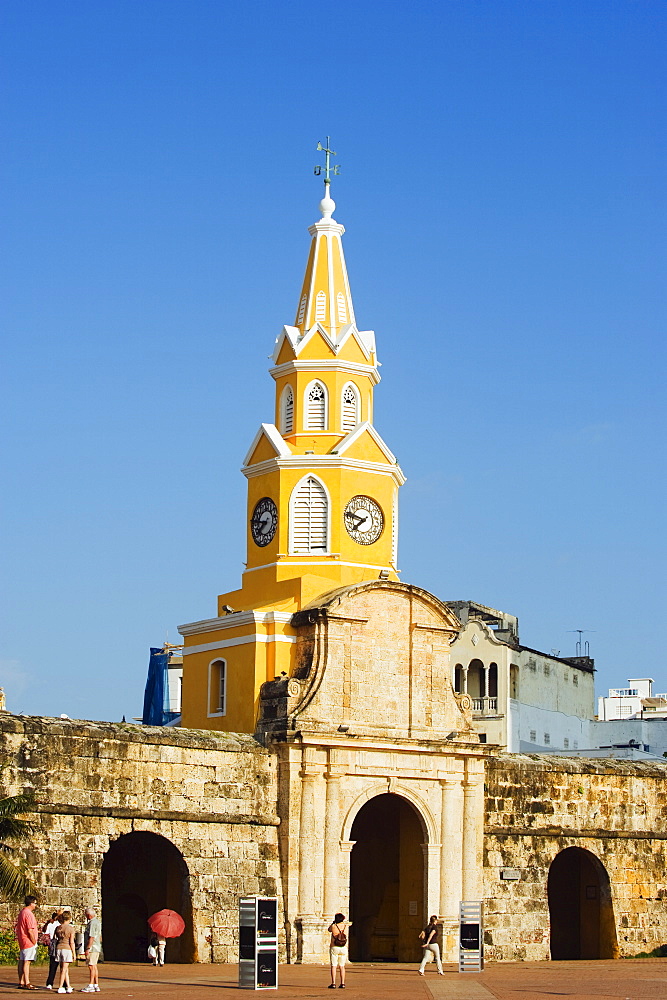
293;186;356;338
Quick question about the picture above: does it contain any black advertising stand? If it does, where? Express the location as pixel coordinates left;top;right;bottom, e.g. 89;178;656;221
239;896;278;990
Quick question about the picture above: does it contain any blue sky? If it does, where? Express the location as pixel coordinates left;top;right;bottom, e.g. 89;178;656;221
1;0;664;722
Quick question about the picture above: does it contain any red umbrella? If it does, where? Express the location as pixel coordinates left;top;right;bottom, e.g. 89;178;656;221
147;909;185;938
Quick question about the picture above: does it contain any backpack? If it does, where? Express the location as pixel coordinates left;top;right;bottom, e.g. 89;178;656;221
334;925;347;946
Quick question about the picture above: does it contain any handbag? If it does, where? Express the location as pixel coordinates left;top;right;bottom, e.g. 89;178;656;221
147;945;157;959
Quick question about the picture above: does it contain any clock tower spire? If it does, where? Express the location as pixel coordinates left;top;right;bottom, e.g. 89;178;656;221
179;143;405;731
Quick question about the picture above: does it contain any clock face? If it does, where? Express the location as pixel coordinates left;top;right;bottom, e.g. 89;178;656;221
251;497;278;547
344;495;384;545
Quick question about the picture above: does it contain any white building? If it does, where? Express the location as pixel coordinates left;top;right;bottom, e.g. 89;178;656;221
597;677;667;721
447;601;595;752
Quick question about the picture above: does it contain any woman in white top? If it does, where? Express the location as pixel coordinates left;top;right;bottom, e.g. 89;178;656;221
327;912;348;989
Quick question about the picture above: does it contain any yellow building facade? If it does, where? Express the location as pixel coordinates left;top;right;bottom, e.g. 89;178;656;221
179;181;405;732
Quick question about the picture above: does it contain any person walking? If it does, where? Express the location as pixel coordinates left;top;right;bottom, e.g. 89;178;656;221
43;909;63;989
418;915;444;975
15;894;39;990
53;911;76;993
80;907;102;993
327;912;348;989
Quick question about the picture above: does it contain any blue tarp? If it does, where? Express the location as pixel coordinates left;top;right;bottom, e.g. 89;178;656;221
142;647;170;725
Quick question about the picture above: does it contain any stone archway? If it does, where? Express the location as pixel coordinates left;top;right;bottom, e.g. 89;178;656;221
101;831;196;962
348;793;427;962
548;846;618;959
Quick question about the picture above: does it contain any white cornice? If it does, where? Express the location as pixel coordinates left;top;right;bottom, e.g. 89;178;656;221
244;559;399;574
242;423;292;467
178;609;294;637
269;359;381;386
242;454;407;486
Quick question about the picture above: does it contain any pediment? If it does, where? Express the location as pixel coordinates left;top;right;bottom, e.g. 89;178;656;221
257;582;476;744
333;422;397;465
243;423;292;467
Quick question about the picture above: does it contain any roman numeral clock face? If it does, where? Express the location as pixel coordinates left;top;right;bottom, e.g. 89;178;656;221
344;495;384;545
251;497;278;546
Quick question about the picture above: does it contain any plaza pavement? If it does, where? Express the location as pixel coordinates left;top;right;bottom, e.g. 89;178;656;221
0;959;665;999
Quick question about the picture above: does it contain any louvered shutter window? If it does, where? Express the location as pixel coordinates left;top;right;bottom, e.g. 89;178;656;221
341;384;359;432
291;477;328;553
297;294;307;325
337;292;347;324
306;382;326;430
282;386;294;434
315;290;326;322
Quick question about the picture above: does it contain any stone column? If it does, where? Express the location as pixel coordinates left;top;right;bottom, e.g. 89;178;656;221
423;843;441;920
461;761;485;901
483;664;490;710
439;776;464;917
462;666;469;694
297;752;325;962
323;761;345;918
338;841;355;919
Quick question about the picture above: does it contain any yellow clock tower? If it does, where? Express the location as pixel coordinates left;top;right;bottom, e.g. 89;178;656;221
179;145;405;732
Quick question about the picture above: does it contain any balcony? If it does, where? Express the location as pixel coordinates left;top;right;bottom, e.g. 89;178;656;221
472;697;498;716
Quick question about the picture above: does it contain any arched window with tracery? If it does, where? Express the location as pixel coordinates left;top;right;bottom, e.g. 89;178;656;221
341;382;359;432
290;476;328;553
281;385;294;434
305;381;327;430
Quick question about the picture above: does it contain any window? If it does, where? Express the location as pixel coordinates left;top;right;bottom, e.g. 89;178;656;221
297;293;307;325
573;674;579;687
315;290;326;322
510;664;519;699
544;664;551;677
337;292;347;324
281;385;294;434
478;733;487;743
305;382;327;430
208;659;226;717
341;383;359;432
573;740;578;750
544;733;550;746
290;476;328;553
529;730;537;743
564;738;570;749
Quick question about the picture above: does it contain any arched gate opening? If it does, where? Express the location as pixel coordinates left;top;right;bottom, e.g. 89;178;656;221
101;831;196;962
548;846;618;959
349;793;425;962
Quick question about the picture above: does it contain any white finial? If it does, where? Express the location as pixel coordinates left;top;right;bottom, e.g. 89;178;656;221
320;185;335;219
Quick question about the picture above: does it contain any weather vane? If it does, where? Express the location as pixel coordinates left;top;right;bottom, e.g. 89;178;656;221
314;137;340;185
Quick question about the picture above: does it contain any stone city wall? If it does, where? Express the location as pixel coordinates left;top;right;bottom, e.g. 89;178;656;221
484;754;667;961
0;714;280;963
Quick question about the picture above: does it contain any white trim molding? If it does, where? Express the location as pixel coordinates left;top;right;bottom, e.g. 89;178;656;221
269;358;381;386
185;634;298;657
242;454;406;487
